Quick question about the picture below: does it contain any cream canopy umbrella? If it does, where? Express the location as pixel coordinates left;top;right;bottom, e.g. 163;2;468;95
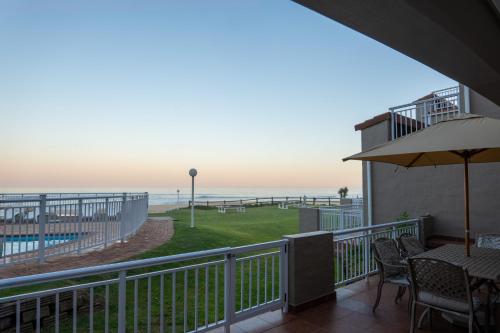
343;113;500;256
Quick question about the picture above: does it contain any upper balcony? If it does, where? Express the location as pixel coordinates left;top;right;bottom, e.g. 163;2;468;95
390;86;463;140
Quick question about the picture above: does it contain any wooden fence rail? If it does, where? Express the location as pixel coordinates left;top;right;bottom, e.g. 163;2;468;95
189;196;350;207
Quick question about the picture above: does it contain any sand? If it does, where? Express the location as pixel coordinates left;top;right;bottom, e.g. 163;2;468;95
148;204;188;213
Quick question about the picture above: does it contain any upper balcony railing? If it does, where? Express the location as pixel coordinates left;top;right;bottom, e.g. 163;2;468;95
390;86;462;140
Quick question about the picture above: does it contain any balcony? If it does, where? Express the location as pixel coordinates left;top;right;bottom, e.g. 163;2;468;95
1;216;497;333
390;86;463;140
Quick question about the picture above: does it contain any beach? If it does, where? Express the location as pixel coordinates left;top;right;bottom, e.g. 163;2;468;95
148;204;188;213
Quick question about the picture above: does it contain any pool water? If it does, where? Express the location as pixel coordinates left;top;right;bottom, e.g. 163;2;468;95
1;234;78;256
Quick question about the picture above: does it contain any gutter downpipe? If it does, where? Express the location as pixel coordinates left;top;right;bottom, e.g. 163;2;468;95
367;161;373;227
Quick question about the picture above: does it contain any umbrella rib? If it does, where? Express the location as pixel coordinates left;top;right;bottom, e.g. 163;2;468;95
406;152;424;168
470;148;488;157
449;150;465;158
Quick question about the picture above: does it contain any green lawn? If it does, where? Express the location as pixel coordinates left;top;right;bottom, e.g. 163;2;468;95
25;206;299;333
143;205;299;258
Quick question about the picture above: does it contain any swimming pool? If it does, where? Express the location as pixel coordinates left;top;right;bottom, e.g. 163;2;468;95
1;234;78;256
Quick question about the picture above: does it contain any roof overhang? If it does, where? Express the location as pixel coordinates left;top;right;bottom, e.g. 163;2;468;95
293;0;500;107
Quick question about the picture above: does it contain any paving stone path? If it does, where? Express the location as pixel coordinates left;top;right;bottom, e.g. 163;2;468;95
0;217;174;278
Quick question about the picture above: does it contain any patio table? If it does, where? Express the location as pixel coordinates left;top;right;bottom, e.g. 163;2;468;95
413;244;500;331
413;244;500;281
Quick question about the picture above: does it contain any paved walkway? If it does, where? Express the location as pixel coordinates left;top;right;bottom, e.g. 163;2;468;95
0;217;174;278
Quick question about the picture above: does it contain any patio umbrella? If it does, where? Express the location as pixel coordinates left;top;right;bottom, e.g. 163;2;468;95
343;113;500;256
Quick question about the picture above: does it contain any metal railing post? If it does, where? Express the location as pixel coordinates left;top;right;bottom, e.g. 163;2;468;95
77;199;83;254
280;242;289;313
364;231;370;280
224;252;235;333
38;194;47;263
117;270;127;333
121;193;127;243
390;109;395;140
104;197;109;248
416;218;422;241
340;208;345;230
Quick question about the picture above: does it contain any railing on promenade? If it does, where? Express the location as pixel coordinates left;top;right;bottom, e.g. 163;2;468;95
0;192;149;266
332;219;421;286
0;240;288;333
319;206;364;231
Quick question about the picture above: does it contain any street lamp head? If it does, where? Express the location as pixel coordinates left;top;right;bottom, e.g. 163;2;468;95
189;168;198;177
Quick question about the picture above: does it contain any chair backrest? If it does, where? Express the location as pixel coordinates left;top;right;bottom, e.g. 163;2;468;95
408;257;472;311
398;233;425;257
476;233;500;249
372;238;404;277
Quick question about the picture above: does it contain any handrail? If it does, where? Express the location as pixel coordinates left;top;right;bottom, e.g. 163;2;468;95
332;218;421;286
0;247;231;289
0;239;289;333
0;240;289;289
332;218;420;237
0;192;148;204
389;91;460;111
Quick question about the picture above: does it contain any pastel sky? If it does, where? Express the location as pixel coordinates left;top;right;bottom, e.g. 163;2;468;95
0;0;456;190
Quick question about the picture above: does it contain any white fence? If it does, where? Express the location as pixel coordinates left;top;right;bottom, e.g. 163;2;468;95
319;206;364;231
0;193;149;266
0;240;288;333
390;86;462;140
333;219;420;286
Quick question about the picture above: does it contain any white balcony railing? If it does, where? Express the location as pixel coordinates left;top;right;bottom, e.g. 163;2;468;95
0;192;149;266
390;86;462;140
333;219;421;286
0;216;424;332
319;206;364;231
0;240;288;333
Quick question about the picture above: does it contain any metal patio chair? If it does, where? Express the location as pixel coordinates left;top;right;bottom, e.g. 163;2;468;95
408;257;482;333
398;233;426;258
371;238;411;312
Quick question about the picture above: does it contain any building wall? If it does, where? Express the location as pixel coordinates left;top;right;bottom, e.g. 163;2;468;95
362;89;500;239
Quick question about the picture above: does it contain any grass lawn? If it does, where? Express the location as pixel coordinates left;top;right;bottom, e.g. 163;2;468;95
11;206;299;333
143;205;299;259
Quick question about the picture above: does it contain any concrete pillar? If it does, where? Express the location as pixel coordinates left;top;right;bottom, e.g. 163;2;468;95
284;231;335;311
299;208;320;233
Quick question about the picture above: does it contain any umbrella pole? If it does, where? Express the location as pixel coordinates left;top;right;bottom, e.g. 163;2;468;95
464;155;470;257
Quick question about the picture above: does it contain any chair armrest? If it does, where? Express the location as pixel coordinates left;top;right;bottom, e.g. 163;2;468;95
380;262;407;269
470;278;485;291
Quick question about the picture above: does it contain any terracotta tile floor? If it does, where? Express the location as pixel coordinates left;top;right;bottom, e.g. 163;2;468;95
218;279;500;333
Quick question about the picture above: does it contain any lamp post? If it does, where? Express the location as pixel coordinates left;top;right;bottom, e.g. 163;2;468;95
189;168;197;228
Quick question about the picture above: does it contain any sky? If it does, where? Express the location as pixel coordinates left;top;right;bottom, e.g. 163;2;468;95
0;0;456;192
